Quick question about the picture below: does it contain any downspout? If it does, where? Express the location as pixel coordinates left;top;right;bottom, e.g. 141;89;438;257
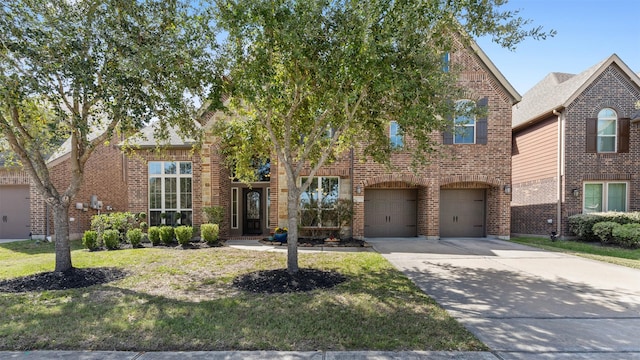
553;109;563;237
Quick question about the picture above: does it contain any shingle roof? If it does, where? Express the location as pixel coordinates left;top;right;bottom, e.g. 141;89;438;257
122;122;197;148
513;54;640;130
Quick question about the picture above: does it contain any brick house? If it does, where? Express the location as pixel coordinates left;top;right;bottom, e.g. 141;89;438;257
511;54;640;238
5;37;517;241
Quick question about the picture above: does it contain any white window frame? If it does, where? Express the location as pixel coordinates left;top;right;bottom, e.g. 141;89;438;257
454;99;476;144
148;161;193;226
266;187;271;229
300;176;340;227
389;121;403;148
583;181;628;213
231;188;239;229
597;108;617;153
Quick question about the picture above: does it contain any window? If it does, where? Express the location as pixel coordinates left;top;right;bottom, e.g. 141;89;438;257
597;108;617;152
266;187;271;228
300;177;339;227
231;159;270;182
454;100;475;144
149;161;192;226
389;121;403;148
586;108;629;153
583;182;627;213
442;52;450;73
231;188;239;229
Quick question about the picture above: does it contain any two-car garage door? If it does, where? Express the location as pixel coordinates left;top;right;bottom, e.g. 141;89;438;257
0;185;30;239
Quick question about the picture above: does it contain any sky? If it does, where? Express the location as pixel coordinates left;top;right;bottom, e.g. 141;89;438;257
475;0;640;96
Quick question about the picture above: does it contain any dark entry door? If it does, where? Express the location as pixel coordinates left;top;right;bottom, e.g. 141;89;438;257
243;189;262;235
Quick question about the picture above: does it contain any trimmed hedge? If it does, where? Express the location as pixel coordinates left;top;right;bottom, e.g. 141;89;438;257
126;228;144;247
148;226;161;246
82;230;99;251
568;212;640;242
201;223;219;246
159;226;175;245
611;223;640;248
103;229;120;250
592;222;620;244
175;226;193;246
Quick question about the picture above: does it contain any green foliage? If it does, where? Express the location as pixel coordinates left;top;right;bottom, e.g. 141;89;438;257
592;222;621;244
159;226;175;246
102;229;120;250
139;222;148;231
82;230;99;251
569;212;640;241
126;228;144;248
611;224;640;249
91;212;137;242
201;224;219;246
203;206;225;224
148;226;161;246
174;226;193;246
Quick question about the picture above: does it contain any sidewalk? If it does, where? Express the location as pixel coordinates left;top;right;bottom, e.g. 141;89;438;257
0;350;498;359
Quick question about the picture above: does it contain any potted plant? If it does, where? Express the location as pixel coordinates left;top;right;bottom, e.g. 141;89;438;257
273;226;288;243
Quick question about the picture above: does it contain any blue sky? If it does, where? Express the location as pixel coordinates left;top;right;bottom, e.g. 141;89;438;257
475;0;640;95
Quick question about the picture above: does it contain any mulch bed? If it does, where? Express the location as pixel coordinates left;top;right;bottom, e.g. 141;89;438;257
0;267;127;293
233;268;347;293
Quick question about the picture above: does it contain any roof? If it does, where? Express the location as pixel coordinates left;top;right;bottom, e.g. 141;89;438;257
513;54;640;130
121;122;197;149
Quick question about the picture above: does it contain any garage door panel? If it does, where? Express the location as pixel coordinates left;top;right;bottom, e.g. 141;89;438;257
0;185;30;239
365;189;417;237
440;189;485;237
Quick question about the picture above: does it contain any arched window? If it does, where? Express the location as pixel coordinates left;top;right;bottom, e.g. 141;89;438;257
597;108;617;152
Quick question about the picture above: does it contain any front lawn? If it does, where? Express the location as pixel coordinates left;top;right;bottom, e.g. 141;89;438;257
511;237;640;269
0;240;486;351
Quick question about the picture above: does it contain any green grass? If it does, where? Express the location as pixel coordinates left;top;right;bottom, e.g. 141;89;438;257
0;240;486;351
511;237;640;269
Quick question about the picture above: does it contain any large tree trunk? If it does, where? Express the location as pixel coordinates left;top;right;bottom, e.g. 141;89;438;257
52;202;73;272
286;188;300;274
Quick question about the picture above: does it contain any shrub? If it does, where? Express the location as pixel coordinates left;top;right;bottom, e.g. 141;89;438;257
159;226;175;245
103;229;121;250
592;222;621;244
139;221;148;231
82;230;99;251
611;223;640;248
203;206;225;224
175;226;193;246
148;226;161;246
91;212;137;242
201;223;219;245
568;212;640;241
126;228;144;247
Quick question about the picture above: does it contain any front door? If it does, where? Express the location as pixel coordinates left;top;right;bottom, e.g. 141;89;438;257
243;188;262;235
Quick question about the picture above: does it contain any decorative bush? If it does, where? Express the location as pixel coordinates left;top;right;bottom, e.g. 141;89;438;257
91;212;137;242
139;221;148;231
159;226;175;245
148;226;161;246
82;230;99;251
126;228;144;247
611;223;640;248
175;226;193;246
569;212;640;241
203;206;224;224
103;229;120;250
201;223;219;246
592;222;620;244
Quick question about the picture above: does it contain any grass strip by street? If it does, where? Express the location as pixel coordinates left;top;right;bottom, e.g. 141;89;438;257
0;240;486;352
511;237;640;269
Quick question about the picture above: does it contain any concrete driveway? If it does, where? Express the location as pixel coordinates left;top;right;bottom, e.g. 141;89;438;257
367;237;640;359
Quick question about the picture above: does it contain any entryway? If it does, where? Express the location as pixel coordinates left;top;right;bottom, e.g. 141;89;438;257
243;188;262;235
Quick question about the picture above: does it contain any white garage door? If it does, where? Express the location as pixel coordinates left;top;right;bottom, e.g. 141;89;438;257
0;185;30;239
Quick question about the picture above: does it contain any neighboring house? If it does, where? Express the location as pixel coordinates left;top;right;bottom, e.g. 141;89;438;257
511;54;640;238
12;36;518;241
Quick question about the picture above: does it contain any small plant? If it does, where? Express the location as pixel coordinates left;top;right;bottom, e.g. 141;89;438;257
148;226;161;246
275;226;288;234
126;228;144;248
103;229;120;250
203;206;225;224
159;226;175;245
175;226;193;246
201;223;219;246
82;230;99;251
139;221;148;231
137;212;147;221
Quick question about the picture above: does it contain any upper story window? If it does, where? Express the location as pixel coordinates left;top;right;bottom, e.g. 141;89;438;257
443;97;488;145
586;108;629;154
231;158;270;182
454;100;476;144
389;121;403;149
597;108;617;152
442;52;450;73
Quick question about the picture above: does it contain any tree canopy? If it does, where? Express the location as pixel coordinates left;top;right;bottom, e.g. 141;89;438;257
0;0;220;271
214;0;553;273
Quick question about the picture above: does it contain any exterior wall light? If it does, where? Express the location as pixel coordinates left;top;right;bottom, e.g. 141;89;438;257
355;185;362;194
503;184;511;195
572;188;580;197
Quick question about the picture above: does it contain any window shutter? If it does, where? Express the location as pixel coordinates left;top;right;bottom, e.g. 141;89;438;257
476;97;489;144
586;118;597;153
442;124;453;144
618;118;630;153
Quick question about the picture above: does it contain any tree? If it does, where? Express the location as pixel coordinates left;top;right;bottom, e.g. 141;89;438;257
213;0;552;274
0;0;219;272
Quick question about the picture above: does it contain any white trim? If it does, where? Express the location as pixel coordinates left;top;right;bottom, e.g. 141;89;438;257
583;181;628;213
148;161;193;226
231;188;239;229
